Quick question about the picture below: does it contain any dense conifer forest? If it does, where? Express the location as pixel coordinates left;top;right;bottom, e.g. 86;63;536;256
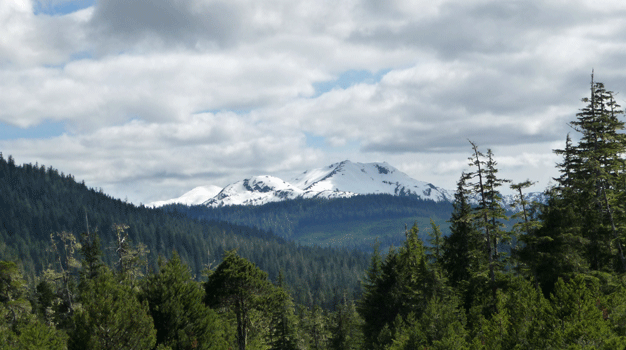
164;194;453;250
0;154;369;309
4;77;626;349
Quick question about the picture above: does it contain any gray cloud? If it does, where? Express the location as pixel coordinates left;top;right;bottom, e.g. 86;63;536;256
348;1;595;59
4;0;626;202
90;0;243;49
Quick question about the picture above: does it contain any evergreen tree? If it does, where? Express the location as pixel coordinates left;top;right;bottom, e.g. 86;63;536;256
358;224;442;349
426;218;444;265
10;320;68;350
68;267;156;350
266;271;299;350
520;186;588;297
80;228;105;281
0;261;33;333
329;294;363;350
142;252;227;350
113;224;149;283
48;231;81;315
442;173;482;296
298;305;329;350
466;143;510;310
470;277;558;349
386;295;468;350
551;276;626;348
566;74;626;272
204;250;273;350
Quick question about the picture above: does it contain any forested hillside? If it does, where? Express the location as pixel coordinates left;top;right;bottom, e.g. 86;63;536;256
4;77;626;349
165;195;453;250
0;154;369;308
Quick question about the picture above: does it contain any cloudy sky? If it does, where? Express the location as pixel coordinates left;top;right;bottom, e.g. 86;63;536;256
2;0;626;205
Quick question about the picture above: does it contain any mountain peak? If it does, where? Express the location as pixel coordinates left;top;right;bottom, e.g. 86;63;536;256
151;161;454;208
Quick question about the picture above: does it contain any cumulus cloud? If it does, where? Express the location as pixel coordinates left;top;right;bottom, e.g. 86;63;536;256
2;0;626;202
0;112;323;203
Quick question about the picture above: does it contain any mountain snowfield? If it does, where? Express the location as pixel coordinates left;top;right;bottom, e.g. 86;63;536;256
151;160;453;207
149;185;223;207
149;160;545;208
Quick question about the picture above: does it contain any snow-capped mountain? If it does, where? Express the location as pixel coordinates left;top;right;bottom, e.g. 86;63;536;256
203;176;308;207
203;160;452;207
292;160;451;202
148;185;222;207
150;160;546;209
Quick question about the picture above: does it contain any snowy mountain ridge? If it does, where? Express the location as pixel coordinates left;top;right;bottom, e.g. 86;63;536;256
149;185;222;207
202;160;453;207
150;160;545;209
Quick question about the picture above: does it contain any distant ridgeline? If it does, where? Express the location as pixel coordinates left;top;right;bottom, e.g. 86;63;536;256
164;194;455;250
0;154;369;308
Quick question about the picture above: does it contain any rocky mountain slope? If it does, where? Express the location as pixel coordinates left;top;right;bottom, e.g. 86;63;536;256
151;160;545;209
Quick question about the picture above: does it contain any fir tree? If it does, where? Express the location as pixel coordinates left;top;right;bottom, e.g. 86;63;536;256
142;252;227;350
204;250;273;350
266;271;299;350
442;173;482;294
466;142;510;310
329;294;363;350
68;267;156;350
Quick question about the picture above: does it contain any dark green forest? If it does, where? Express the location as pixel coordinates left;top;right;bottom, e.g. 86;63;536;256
164;194;453;250
4;77;626;349
0;154;369;309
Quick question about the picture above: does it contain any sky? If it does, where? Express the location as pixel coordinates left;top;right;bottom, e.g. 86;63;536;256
2;0;626;205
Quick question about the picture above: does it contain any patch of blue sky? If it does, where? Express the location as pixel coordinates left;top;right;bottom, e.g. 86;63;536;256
43;51;93;69
196;108;253;116
305;132;326;149
304;132;360;154
312;69;391;97
70;51;93;61
34;0;95;16
0;121;66;140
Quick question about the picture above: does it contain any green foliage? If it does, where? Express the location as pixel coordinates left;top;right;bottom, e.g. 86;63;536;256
0;155;370;309
0;261;33;330
551;275;626;348
470;276;558;349
168;194;453;250
329;295;363;350
442;174;483;308
205;250;274;350
69;267;156;350
141;252;228;350
13;320;68;350
0;260;67;349
266;272;299;350
8;76;626;349
386;295;468;350
358;224;447;349
297;305;330;350
466;143;511;308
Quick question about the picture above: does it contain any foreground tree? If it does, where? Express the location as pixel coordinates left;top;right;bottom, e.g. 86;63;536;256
205;250;273;350
142;252;228;350
266;271;299;350
567;75;626;272
442;174;482;309
329;294;363;350
358;224;442;349
68;266;156;350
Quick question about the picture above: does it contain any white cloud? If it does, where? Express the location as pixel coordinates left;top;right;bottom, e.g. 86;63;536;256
0;112;324;203
3;0;626;203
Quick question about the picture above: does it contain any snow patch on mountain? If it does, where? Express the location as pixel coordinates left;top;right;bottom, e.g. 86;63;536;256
203;176;310;207
148;185;222;207
150;160;546;209
292;160;452;202
203;160;452;207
